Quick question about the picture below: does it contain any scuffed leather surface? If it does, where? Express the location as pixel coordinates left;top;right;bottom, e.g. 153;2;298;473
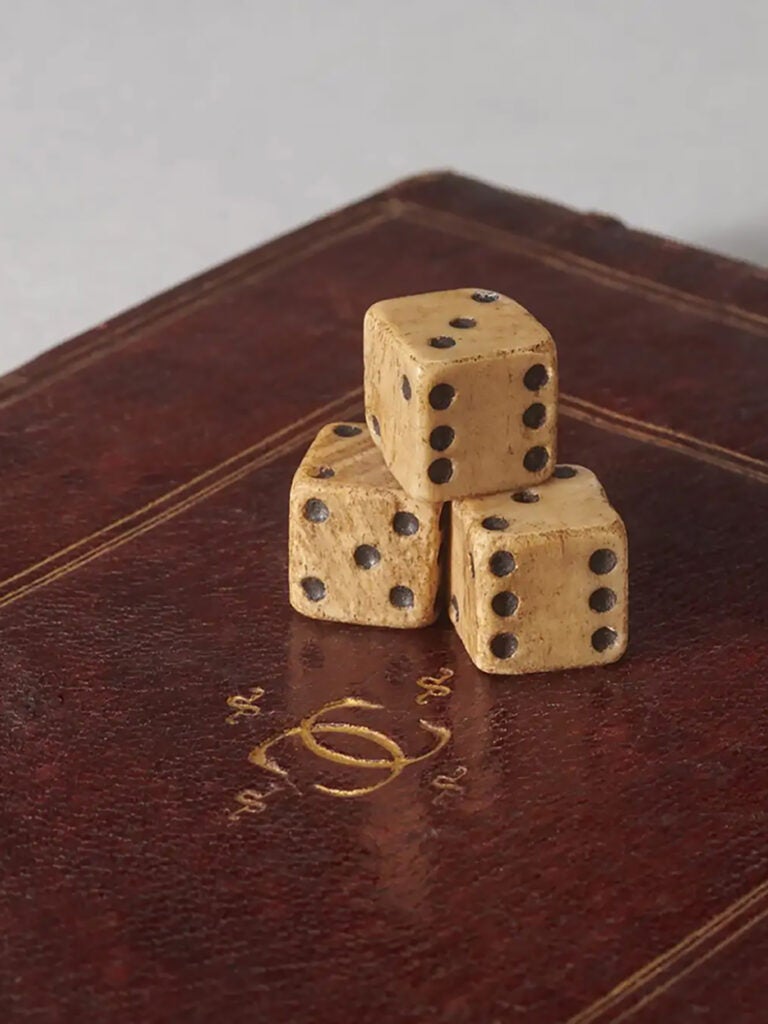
391;171;768;316
0;172;766;583
1;173;767;1023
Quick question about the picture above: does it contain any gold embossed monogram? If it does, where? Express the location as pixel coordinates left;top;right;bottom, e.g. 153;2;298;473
249;697;450;798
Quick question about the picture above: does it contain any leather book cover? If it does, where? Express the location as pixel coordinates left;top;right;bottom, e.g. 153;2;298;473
1;171;767;1023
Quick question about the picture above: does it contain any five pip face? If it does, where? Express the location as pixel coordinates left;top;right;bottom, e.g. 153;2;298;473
288;287;628;677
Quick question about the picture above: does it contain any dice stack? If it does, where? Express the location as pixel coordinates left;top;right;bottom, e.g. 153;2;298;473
289;288;628;675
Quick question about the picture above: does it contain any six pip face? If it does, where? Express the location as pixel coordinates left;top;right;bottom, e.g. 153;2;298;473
448;465;628;675
363;288;558;502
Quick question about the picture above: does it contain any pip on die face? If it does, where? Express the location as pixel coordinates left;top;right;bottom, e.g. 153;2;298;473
288;423;446;628
449;465;628;675
364;288;558;501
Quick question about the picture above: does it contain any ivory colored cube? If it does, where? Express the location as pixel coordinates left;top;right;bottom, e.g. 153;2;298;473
289;422;446;628
364;288;557;501
449;465;628;674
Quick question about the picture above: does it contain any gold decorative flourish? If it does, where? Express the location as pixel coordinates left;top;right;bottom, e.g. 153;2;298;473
227;786;278;823
431;765;468;805
225;686;265;725
249;697;450;798
415;667;454;705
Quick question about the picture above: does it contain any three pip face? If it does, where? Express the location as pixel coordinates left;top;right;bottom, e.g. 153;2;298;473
288;288;628;676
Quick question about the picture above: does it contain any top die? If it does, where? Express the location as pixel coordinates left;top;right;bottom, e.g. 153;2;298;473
364;288;558;501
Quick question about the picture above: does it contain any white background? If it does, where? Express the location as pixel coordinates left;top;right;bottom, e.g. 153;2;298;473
1;0;766;377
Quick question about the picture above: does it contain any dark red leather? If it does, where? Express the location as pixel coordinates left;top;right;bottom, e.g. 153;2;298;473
1;172;767;1023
